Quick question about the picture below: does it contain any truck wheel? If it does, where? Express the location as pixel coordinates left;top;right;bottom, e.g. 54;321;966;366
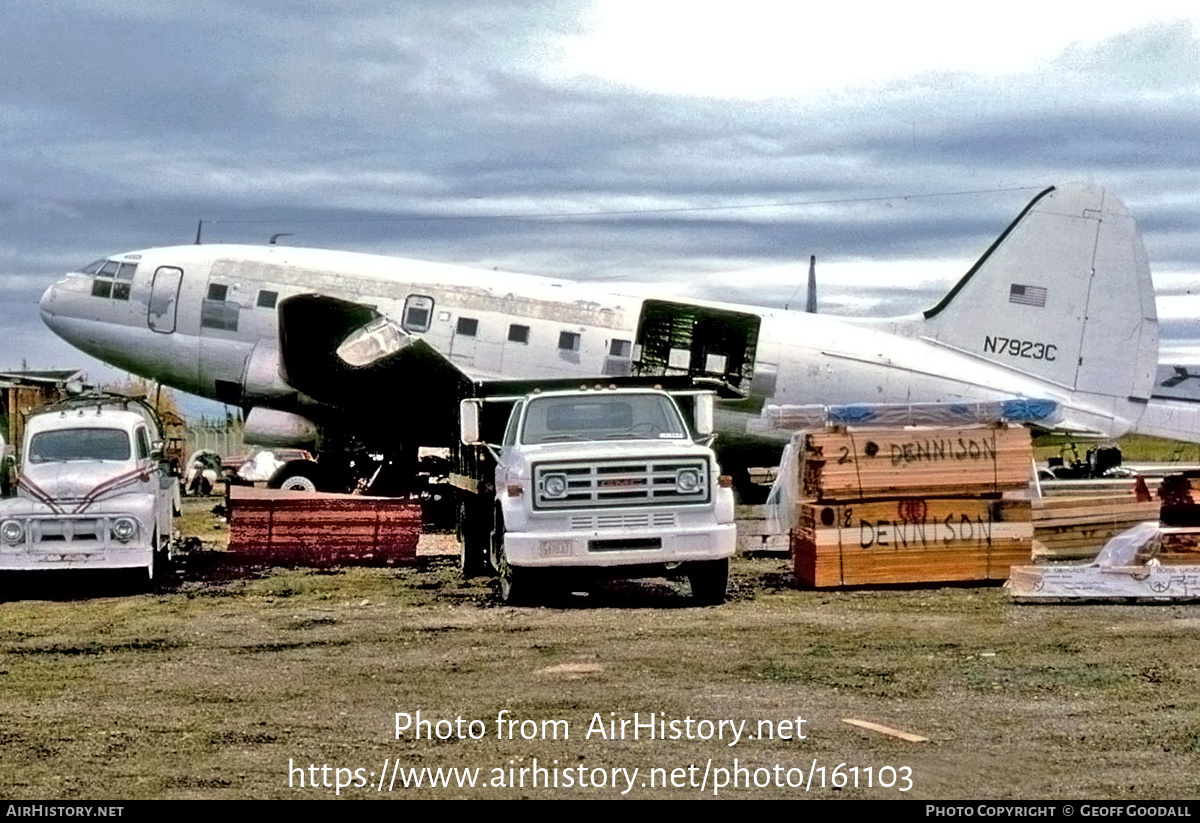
458;497;490;579
688;558;729;605
149;530;173;586
497;543;534;605
268;461;322;492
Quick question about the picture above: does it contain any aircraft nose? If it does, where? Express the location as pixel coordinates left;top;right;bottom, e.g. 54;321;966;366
39;280;56;319
39;276;75;338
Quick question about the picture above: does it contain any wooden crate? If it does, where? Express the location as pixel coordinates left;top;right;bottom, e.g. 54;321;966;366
801;425;1031;501
793;497;1032;588
227;486;420;565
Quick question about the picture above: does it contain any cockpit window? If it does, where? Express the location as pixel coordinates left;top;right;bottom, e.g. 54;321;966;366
86;260;138;301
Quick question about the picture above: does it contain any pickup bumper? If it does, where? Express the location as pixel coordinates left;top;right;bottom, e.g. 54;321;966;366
504;521;735;569
0;512;154;572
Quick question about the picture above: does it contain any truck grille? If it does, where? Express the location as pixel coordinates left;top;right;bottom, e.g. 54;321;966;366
569;512;678;530
0;515;132;551
534;458;709;510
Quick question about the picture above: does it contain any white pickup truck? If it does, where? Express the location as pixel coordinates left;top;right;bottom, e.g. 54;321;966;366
0;394;178;581
459;385;736;605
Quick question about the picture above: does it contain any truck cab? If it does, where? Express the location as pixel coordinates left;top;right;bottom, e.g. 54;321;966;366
0;394;178;580
460;383;736;604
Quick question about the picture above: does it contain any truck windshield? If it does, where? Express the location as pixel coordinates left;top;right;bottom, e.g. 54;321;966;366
520;394;688;444
28;429;132;463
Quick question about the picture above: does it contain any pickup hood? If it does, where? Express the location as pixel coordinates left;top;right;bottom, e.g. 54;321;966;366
17;462;153;508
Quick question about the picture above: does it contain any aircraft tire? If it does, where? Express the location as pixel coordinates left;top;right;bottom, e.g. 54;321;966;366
268;461;324;493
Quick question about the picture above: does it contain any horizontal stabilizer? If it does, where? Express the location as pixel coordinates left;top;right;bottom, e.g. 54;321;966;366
755;399;1062;431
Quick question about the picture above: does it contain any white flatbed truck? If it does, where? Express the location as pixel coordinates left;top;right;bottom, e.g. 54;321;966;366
453;378;736;605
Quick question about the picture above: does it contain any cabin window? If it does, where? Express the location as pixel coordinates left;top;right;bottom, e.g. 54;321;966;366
402;295;434;333
558;331;581;352
610;339;632;357
135;427;150;460
508;324;530;344
201;282;239;331
257;290;278;309
456;317;479;337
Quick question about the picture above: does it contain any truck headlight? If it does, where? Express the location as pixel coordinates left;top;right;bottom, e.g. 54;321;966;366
1;519;23;545
542;473;568;499
675;468;703;494
111;517;138;543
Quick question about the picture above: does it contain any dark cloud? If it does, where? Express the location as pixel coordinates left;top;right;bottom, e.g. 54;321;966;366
1;2;1198;381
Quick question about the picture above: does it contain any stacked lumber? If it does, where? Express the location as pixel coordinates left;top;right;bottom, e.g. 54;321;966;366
227;486;420;566
801;425;1031;500
1031;493;1160;561
1156;528;1200;564
792;425;1033;588
735;504;790;554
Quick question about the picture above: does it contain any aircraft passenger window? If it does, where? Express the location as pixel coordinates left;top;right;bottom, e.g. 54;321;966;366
207;283;228;301
257;290;278;309
456;317;479;337
402;295;434;333
558;331;581;351
508;324;530;344
610;339;632;357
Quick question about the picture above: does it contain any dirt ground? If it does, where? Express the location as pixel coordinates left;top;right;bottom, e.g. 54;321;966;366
1;498;1198;800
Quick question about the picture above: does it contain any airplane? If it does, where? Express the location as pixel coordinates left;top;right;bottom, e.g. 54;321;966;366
36;182;1200;495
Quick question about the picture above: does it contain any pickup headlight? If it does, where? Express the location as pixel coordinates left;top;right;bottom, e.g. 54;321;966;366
1;519;23;545
675;468;703;494
111;517;138;543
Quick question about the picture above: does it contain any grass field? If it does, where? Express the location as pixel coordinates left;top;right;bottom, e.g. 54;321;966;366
1;498;1198;800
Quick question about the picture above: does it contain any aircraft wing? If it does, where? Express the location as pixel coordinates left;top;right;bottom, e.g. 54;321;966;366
277;294;471;441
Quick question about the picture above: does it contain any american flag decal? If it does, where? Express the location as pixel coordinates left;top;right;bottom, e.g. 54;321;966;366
1009;284;1047;307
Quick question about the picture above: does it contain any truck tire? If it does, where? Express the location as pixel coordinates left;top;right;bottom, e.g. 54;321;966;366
497;542;535;605
457;496;490;579
688;558;729;605
146;530;170;589
268;461;323;492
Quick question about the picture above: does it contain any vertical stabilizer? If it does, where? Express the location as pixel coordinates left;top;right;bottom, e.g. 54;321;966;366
921;183;1158;434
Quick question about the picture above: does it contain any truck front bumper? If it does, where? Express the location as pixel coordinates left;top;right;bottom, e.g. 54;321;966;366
0;512;155;572
504;522;736;569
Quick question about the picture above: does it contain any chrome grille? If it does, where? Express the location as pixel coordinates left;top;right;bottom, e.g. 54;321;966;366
534;458;708;510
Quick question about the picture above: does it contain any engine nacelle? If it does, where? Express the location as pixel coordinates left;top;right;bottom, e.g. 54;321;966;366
242;338;294;402
244;407;318;447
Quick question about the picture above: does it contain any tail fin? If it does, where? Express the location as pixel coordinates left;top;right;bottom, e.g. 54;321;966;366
921;183;1158;435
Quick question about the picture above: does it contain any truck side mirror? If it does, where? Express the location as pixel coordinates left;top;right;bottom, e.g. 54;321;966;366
693;394;714;437
460;400;482;445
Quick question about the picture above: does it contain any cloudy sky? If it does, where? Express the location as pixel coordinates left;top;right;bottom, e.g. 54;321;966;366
3;0;1200;399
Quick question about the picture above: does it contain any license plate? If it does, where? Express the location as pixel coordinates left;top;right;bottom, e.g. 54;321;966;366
538;540;571;557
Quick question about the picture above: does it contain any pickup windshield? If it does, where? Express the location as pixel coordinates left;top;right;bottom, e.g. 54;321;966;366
28;429;132;463
520;394;689;444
